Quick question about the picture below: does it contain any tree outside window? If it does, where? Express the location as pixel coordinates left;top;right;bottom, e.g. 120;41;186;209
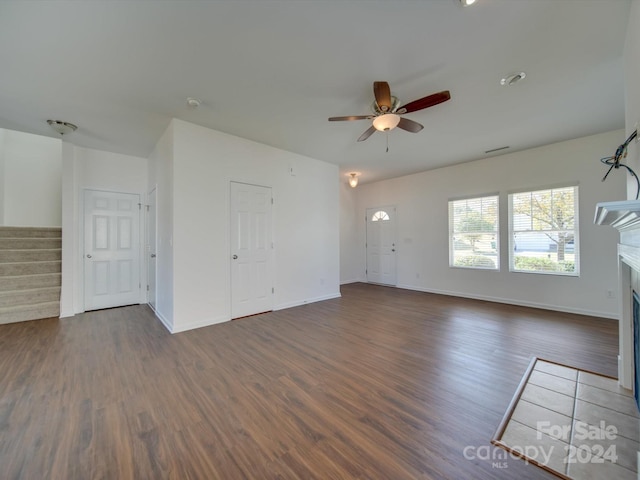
510;186;579;275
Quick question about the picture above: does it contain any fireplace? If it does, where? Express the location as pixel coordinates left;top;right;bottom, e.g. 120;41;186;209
594;200;640;395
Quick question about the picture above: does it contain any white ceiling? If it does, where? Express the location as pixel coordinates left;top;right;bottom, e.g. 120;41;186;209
0;0;631;184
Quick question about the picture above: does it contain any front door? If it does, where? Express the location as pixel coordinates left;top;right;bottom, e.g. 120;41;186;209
230;182;273;318
366;206;397;286
84;189;141;311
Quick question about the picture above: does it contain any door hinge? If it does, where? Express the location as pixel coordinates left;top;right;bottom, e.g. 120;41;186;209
146;205;150;211
138;203;142;210
139;282;141;289
271;198;274;205
272;287;274;294
147;285;149;291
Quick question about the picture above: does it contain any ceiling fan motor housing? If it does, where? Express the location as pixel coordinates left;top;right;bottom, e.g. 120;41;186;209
373;96;400;115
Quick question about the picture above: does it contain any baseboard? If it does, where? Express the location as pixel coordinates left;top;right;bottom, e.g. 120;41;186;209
340;279;359;285
59;309;75;318
274;292;342;311
395;283;618;320
170;314;229;334
152;308;174;333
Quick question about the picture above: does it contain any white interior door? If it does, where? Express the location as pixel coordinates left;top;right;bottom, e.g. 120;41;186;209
147;188;157;311
84;190;141;311
230;182;273;319
366;206;397;286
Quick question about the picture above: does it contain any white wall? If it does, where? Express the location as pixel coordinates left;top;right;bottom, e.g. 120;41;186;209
165;119;340;332
617;0;640;389
76;147;148;193
348;130;625;318
624;0;640;202
1;128;61;227
60;141;78;317
0;129;5;224
340;181;360;284
60;144;148;317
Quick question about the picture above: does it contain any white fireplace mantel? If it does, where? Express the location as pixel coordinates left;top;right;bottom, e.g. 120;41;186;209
595;200;640;269
594;200;640;390
594;199;640;232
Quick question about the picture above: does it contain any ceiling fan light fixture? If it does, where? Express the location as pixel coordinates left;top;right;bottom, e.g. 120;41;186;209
373;113;401;132
348;172;359;188
47;119;78;136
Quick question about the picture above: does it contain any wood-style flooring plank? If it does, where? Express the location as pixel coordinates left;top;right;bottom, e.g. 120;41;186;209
0;283;619;479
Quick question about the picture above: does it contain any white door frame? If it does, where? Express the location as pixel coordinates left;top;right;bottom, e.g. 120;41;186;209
81;188;145;311
229;181;274;319
146;187;157;312
365;205;397;286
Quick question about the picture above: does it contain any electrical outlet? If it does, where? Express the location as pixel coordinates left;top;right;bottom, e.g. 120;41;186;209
606;289;616;299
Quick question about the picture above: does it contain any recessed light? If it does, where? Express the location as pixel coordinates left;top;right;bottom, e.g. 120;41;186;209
500;72;526;86
460;0;477;6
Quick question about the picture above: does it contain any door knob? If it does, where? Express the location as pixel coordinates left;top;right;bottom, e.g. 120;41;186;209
232;255;238;259
150;254;156;258
86;254;92;258
391;249;395;252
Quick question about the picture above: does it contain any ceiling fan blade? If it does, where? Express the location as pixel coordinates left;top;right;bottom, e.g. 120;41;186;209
328;115;372;121
357;125;376;142
373;81;392;112
397;117;424;133
398;90;451;114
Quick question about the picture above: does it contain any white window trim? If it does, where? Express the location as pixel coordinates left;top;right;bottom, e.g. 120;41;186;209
508;185;580;277
449;194;500;271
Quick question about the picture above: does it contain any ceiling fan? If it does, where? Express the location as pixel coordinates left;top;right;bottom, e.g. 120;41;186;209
328;81;451;142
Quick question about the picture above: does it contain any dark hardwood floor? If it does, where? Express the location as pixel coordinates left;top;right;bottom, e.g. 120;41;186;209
0;283;618;479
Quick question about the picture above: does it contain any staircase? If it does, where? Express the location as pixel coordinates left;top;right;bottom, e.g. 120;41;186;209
0;227;61;324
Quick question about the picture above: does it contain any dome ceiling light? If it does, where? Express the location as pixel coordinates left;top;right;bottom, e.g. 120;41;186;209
47;120;78;136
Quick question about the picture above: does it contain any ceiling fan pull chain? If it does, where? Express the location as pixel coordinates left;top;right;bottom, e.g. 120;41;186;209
386;132;390;153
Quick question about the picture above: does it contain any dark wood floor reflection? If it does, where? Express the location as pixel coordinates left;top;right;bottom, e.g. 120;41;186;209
0;283;618;479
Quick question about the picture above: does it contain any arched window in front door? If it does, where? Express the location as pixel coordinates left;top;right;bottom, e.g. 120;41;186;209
371;210;390;222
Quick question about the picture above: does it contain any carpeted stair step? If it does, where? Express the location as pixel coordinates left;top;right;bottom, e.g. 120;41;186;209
0;227;61;238
0;238;61;250
0;301;60;325
0;249;61;262
0;227;62;324
0;287;60;308
0;261;61;276
0;273;61;292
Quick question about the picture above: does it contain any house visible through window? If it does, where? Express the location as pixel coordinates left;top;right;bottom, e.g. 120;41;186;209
509;186;579;276
371;211;390;222
449;195;499;270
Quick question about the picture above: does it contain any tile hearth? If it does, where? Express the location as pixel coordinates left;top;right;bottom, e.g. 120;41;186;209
495;359;639;479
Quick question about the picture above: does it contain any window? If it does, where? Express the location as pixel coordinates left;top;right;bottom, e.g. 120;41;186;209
509;186;579;275
449;195;499;270
371;210;390;222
